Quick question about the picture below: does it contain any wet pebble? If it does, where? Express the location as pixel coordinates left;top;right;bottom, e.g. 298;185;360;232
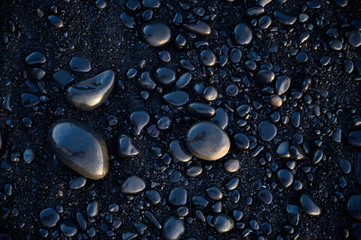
258;121;277;141
275;75;291;95
118;134;140;157
48;119;108;180
130;110;150;136
348;30;361;48
255;70;275;85
60;220;78;237
155;67;176;85
300;193;321;216
170;140;193;162
121;176;146;194
48;15;63;28
347;194;361;220
200;50;216;66
348;131;361;147
26;52;46;65
185;121;230;161
258;189;273;205
65;70;115;111
224;159;240;172
23;149;34;164
234;133;250;150
213;214;234;233
69;177;86;189
163;216;185;240
187;102;215;118
141;21;171;47
169;187;187;206
183;21;211;35
234;23;253;46
70;57;91;73
53;70;74;89
163;91;189;106
277;169;294;188
274;11;297;25
40;208;60;228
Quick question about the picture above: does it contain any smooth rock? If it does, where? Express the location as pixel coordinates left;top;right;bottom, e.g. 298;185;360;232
170;140;193;162
213;214;234;233
141;21;171;47
70;57;91;73
349;131;361;147
234;133;250;150
300;193;321;216
274;11;297;25
255;70;275;85
347;194;361;220
163;91;189;106
48;119;109;180
53;70;74;89
185;121;230;161
21;93;39;107
48;15;63;28
183;21;211;35
26;52;46;65
121;176;146;194
234;23;253;45
169;187;187;206
155;67;176;85
200;50;216;66
258;121;277;141
65;70;115;111
187;102;215;118
277;169;294;188
117;134;140;157
40;208;60;228
163;216;185;240
275;75;291;95
130;110;150;136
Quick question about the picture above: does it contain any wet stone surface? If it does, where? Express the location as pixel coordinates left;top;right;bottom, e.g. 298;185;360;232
2;0;361;239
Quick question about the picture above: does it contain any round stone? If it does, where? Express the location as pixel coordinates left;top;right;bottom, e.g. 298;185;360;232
348;30;361;47
163;216;185;240
185;121;230;161
213;214;234;233
141;21;171;47
224;159;240;173
347;194;361;220
48;119;109;180
169;187;187;206
300;193;321;216
277;169;294;188
258;121;277;141
234;23;253;45
270;94;283;108
200;50;216;66
40;208;60;228
234;133;249;150
349;131;361;147
155;67;176;85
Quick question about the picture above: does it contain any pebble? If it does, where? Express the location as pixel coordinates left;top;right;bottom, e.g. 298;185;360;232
183;21;211;35
163;91;189;106
258;189;273;205
142;0;160;8
65;70;115;111
138;71;156;90
130;110;150;136
348;131;361;147
274;11;297;25
26;52;46;65
169;140;193;162
296;52;308;62
300;193;321;216
48;15;63;28
117;134;140;157
258;121;277;141
121;176;146;194
53;70;74;89
169;187;187;206
200;50;217;66
146;190;161;205
23;149;34;164
60;220;78;237
155;67;176;85
234;23;253;45
69;177;86;189
348;30;361;47
259;15;272;29
176;72;192;89
206;187;223;200
70;57;91;72
277;169;294;188
87;201;99;217
270;94;283;108
163;216;185;240
224;159;240;172
347;194;361;220
21;93;39;108
234;133;250;150
255;70;275;85
48;119;109;180
286;204;300;226
213;214;234;233
39;208;60;228
275;75;291;95
185;121;230;161
187;102;215;118
141;21;171;47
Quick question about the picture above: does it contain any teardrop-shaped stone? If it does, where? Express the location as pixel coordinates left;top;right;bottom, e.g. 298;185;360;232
48;119;109;180
65;70;114;111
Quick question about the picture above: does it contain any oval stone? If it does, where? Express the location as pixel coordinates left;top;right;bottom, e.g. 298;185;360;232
48;119;109;180
141;21;171;47
234;23;253;46
185;121;230;161
65;70;115;111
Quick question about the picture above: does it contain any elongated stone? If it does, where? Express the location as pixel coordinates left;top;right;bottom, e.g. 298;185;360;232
65;70;114;111
48;119;109;180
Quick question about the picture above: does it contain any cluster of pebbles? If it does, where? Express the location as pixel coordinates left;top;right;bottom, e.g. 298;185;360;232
1;0;361;239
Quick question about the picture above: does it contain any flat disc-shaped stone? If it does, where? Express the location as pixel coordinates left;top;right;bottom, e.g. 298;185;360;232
234;23;253;45
185;121;230;161
65;70;115;111
48;119;109;180
141;21;171;47
258;121;277;141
